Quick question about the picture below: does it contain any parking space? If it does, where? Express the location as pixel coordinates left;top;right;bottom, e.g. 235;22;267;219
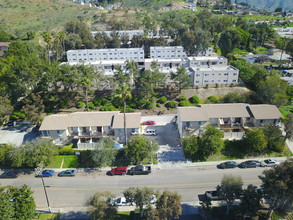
141;115;186;163
0;124;38;146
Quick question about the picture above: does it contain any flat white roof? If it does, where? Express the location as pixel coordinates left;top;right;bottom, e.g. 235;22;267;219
144;58;183;63
188;56;226;61
67;48;144;53
191;66;237;71
67;60;127;65
150;46;183;49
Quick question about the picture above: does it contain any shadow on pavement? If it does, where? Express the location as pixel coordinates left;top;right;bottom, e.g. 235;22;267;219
60;211;89;220
180;203;203;220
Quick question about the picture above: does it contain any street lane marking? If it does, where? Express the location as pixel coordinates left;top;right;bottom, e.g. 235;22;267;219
32;179;261;191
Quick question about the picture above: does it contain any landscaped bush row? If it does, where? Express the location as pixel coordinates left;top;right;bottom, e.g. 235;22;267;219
73;92;250;112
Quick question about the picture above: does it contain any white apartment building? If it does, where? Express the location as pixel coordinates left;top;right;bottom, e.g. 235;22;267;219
197;47;213;56
187;56;239;86
150;46;187;59
91;30;145;40
67;48;145;63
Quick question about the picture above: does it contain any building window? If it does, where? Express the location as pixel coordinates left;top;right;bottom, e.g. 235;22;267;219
224;80;228;82
232;80;237;82
43;130;50;136
196;81;199;83
196;74;200;76
233;73;237;75
224;73;228;76
204;80;209;83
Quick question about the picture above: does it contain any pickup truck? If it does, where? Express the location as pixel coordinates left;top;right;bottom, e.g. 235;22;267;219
204;190;223;200
109;166;127;176
128;165;151;175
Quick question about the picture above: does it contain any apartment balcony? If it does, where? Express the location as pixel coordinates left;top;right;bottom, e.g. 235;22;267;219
219;122;243;129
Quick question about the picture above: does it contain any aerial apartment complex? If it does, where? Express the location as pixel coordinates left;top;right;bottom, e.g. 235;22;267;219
66;46;238;86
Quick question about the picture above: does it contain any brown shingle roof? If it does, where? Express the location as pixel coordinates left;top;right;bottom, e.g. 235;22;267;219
178;107;209;122
39;114;70;130
248;105;283;120
67;112;119;127
112;113;141;129
201;103;251;118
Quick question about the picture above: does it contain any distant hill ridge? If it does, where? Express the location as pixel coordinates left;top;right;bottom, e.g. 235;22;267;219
237;0;293;11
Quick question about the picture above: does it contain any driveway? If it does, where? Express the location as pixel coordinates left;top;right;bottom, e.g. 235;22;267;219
0;125;38;146
141;115;186;164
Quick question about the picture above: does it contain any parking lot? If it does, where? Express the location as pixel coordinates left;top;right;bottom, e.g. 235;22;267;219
0;124;38;146
141;115;186;163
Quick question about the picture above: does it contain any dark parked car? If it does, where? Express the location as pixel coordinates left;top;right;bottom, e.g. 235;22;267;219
35;169;55;177
0;170;21;178
58;169;77;177
205;190;223;200
141;120;156;125
6;121;16;127
217;161;238;169
238;160;261;168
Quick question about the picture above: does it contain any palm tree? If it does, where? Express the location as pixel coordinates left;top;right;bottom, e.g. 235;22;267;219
41;31;52;62
114;85;132;143
58;31;67;57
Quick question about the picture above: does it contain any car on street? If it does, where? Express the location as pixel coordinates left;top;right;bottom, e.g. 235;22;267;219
0;170;21;178
6;121;16;127
217;161;238;169
205;190;222;200
35;169;55;177
58;169;77;177
141;120;156;125
109;197;133;206
238;160;261;168
260;159;280;167
109;167;128;176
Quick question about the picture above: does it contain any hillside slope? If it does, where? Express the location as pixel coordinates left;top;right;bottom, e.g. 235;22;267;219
237;0;293;11
0;0;97;37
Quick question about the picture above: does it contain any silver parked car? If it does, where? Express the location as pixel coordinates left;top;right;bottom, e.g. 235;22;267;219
260;159;280;167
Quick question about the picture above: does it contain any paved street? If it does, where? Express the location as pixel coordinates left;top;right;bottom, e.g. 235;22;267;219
0;165;268;210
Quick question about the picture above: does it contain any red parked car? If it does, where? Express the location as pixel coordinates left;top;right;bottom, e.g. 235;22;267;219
109;167;127;176
141;120;156;125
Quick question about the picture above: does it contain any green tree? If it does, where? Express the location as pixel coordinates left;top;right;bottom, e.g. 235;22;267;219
41;31;52;61
240;184;262;218
114;85;132;143
0;144;14;167
10;185;36;219
182;136;199;160
170;66;191;93
284;113;293;141
23;139;58;167
218;29;241;57
91;137;118;167
0;96;13;126
243;128;267;154
256;75;288;106
259;158;293;219
198;126;224;160
123;187;155;217
217;174;243;215
113;66;131;87
21;93;45;124
152;190;182;220
125;135;158;164
0;186;14;219
262;124;285;152
87;191;117;220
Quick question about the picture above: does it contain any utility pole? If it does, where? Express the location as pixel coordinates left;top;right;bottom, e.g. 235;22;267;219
35;162;51;213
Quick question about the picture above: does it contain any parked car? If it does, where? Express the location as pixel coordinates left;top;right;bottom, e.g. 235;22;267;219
0;170;21;178
205;190;222;200
141;120;156;125
58;169;77;177
6;121;16;127
238;160;261;168
109;197;133;206
128;165;151;175
144;129;157;136
35;169;55;177
217;161;238;169
260;159;280;167
109;167;127;176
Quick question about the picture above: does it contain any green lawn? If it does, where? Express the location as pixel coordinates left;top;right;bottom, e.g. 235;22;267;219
115;211;131;220
48;155;79;168
33;213;60;220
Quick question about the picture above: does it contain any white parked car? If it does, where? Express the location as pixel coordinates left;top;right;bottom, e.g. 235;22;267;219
260;159;280;167
109;197;133;206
